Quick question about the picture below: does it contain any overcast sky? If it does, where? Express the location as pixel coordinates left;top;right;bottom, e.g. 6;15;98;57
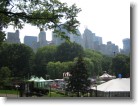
4;0;130;49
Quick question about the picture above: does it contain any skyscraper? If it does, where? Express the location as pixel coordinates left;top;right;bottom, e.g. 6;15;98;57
52;25;71;45
6;30;20;43
99;41;119;56
38;29;47;47
70;29;84;47
94;36;102;45
123;38;130;50
24;36;37;48
122;38;130;55
83;28;95;49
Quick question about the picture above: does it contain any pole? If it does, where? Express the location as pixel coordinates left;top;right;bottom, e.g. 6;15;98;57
17;87;18;98
49;85;51;97
5;89;7;97
113;51;116;56
95;84;97;97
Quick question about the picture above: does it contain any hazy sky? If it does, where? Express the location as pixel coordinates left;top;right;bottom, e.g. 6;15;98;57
4;0;130;49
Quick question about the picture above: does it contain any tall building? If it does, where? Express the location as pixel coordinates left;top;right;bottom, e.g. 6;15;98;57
99;44;107;55
93;36;102;51
94;36;102;45
52;25;71;45
6;30;20;43
23;29;48;51
70;29;84;47
83;28;95;49
123;38;130;50
121;38;130;55
106;41;119;56
24;36;37;48
99;41;119;56
38;29;47;47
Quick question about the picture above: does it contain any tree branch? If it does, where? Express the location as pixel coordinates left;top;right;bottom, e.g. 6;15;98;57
0;10;61;21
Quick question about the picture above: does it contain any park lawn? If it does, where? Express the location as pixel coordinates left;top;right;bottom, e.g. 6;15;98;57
45;91;66;97
0;90;17;94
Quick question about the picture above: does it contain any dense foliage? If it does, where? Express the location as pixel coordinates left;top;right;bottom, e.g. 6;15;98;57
0;43;130;90
0;43;34;79
67;56;90;97
56;42;84;62
32;45;57;77
47;61;73;79
0;41;130;82
111;54;130;78
0;67;11;88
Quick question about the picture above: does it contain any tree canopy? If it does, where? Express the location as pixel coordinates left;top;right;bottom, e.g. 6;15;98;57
56;42;84;62
111;54;130;78
0;0;81;42
84;49;103;76
0;43;34;79
0;66;11;88
47;61;73;79
33;45;57;77
67;56;90;97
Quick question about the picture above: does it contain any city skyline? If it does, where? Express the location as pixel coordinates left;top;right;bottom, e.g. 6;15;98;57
4;27;130;49
3;0;130;49
6;29;130;56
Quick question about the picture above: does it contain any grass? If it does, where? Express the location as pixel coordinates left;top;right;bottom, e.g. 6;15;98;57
48;92;66;97
44;90;66;97
0;89;18;95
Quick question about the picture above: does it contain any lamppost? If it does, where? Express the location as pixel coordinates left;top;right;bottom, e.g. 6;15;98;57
113;51;116;56
15;84;20;98
91;83;97;97
49;84;51;97
93;83;97;97
95;84;97;97
46;75;50;80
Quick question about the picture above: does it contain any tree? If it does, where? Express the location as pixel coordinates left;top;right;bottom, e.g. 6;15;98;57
33;45;57;77
47;61;73;79
0;19;6;46
0;31;5;46
111;54;130;78
0;67;11;88
0;0;81;42
82;57;94;77
67;56;90;97
84;49;103;76
74;57;94;77
56;42;84;62
101;55;112;73
0;43;34;79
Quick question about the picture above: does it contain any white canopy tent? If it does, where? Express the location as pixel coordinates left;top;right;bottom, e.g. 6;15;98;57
28;76;47;88
28;76;35;82
33;77;40;82
99;72;116;81
46;79;54;82
35;77;46;88
91;78;130;97
38;77;46;82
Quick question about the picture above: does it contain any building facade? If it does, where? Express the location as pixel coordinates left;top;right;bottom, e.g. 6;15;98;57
24;36;37;48
6;30;20;43
83;28;95;49
38;29;47;47
120;38;130;55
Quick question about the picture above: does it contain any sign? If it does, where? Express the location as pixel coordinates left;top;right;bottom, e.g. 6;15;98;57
118;74;122;78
